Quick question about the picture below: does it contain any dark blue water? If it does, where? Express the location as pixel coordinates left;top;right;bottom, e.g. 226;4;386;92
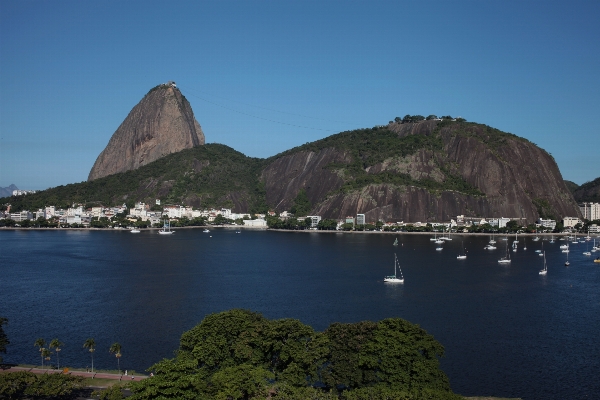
1;229;599;399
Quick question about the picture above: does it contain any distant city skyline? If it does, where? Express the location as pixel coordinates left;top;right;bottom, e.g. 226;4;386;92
1;1;599;190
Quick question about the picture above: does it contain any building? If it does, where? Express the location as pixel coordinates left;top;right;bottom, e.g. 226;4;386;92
563;217;581;228
589;224;600;234
537;219;556;230
243;219;267;228
10;211;33;221
356;214;365;226
580;202;600;221
345;216;355;225
307;215;321;228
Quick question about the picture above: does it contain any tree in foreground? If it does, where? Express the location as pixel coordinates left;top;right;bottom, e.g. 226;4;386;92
83;338;96;372
49;338;64;369
0;317;9;364
110;342;123;373
129;309;462;400
33;338;46;369
0;371;85;400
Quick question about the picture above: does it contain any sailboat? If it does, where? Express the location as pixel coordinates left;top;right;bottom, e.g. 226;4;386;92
130;228;140;233
565;247;570;266
489;233;496;244
393;237;399;246
539;251;548;275
583;240;591;256
384;254;404;283
561;243;570;253
158;219;174;235
498;242;511;264
457;242;467;259
430;231;438;241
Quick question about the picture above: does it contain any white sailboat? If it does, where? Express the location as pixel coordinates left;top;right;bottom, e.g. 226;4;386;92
489;233;496;244
384;254;404;283
562;243;570;253
457;242;467;259
498;242;511;264
393;237;399;246
539;251;548;275
158;219;174;235
583;241;591;256
565;248;570;266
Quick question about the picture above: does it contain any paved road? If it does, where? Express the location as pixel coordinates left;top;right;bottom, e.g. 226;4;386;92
1;366;147;381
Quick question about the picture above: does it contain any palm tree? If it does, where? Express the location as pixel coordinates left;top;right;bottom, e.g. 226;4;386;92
109;342;122;373
49;339;64;369
34;338;46;369
41;348;51;369
83;338;96;373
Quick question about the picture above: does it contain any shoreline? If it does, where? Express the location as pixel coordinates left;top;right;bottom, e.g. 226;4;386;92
0;225;594;237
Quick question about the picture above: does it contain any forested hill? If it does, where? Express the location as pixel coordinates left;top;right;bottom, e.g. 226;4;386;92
571;177;600;203
3;144;268;213
261;119;581;222
2;119;582;223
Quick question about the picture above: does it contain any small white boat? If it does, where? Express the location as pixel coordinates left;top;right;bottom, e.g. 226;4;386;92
535;250;542;253
130;228;140;233
384;254;404;283
539;251;548;275
393;237;399;246
457;242;467;259
436;246;443;251
485;245;497;250
203;229;210;233
498;243;511;264
560;244;568;249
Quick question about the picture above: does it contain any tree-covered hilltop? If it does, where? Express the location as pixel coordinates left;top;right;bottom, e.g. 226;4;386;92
128;309;462;400
572;176;600;203
1;144;269;213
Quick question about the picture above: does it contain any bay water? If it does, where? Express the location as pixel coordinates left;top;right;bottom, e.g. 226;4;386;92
1;229;599;399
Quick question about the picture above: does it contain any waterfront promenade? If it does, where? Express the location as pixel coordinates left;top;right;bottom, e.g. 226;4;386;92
0;365;147;382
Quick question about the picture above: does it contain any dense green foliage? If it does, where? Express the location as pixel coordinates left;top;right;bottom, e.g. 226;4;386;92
290;189;312;216
0;317;8;364
1;144;268;213
128;309;461;400
0;371;85;399
572;176;600;202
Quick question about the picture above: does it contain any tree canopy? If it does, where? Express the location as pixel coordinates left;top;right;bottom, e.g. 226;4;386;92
129;309;461;400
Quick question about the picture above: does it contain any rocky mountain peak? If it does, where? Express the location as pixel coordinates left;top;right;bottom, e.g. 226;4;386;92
88;83;205;181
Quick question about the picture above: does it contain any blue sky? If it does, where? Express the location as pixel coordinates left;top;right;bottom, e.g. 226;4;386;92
1;0;598;190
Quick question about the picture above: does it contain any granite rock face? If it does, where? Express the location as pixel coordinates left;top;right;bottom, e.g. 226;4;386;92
88;84;205;181
261;120;581;223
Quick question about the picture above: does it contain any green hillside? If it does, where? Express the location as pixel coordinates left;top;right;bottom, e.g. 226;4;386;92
2;144;268;212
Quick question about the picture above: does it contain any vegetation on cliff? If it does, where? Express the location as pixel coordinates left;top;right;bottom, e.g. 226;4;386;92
127;309;462;400
571;176;600;202
2;144;268;213
1;119;580;223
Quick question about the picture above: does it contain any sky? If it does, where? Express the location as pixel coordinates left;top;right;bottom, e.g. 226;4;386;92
1;0;599;190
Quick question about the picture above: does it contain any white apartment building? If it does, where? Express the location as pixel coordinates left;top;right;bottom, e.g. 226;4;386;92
163;205;184;219
589;224;600;234
580;202;600;221
563;217;581;228
537;219;556;230
356;214;365;225
307;215;321;228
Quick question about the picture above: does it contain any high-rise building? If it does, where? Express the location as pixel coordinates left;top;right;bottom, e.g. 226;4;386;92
580;202;600;221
